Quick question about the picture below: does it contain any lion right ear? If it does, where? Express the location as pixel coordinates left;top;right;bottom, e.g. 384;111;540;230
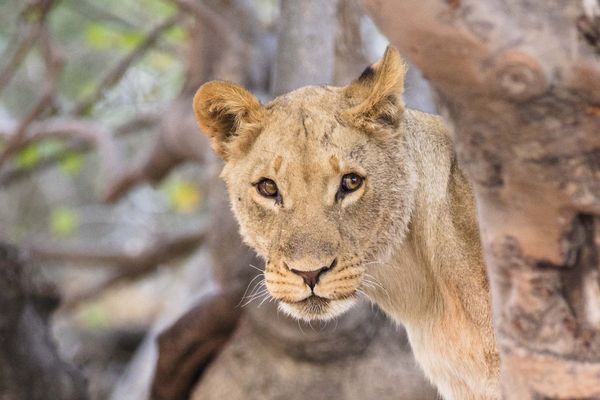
342;46;407;137
193;81;265;160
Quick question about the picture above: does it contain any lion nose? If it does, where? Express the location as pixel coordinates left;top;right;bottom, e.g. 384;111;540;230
291;267;327;289
291;259;337;290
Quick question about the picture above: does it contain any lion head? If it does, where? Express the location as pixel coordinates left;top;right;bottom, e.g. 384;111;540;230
193;47;417;321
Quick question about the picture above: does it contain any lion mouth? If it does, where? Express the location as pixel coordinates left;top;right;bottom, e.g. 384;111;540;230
278;294;357;321
297;295;330;311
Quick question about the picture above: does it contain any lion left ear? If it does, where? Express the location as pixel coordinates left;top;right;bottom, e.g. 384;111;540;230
193;80;265;161
342;46;407;135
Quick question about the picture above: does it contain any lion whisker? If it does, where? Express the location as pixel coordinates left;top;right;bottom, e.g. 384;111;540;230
362;273;391;302
240;287;269;307
245;279;266;300
257;292;272;307
238;274;265;307
248;263;264;273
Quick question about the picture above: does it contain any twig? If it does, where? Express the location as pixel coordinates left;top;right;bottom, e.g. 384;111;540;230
102;133;186;203
30;228;206;270
0;140;88;186
71;14;181;116
0;23;63;167
169;0;242;48
0;118;123;182
0;0;56;95
0;91;55;165
66;0;137;29
0;113;159;187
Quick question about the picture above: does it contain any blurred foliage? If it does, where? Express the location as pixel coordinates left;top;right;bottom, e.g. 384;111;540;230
15;144;42;169
163;177;202;214
0;0;189;243
1;0;184;119
12;139;84;180
50;206;79;237
15;140;65;169
60;151;83;175
80;302;112;330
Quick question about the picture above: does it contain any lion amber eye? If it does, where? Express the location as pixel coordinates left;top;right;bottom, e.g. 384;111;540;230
341;173;364;193
256;178;279;198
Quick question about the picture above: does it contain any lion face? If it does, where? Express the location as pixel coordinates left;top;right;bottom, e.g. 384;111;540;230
194;47;415;320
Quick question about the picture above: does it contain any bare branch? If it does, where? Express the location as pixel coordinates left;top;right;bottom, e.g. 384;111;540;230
66;0;137;29
0;23;64;167
103;134;186;203
71;14;181;116
169;0;243;48
0;113;159;187
30;228;206;270
0;0;56;95
30;228;207;309
114;112;160;135
0;141;88;186
0;118;124;186
0;91;55;165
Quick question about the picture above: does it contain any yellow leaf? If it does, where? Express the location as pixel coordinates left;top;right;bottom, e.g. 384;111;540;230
79;303;110;330
167;180;201;213
50;207;79;237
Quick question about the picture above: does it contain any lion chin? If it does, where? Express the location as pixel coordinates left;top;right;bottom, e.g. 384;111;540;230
278;296;358;321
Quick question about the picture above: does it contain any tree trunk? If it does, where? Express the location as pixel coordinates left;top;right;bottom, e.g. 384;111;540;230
364;0;600;398
0;243;88;400
271;0;338;95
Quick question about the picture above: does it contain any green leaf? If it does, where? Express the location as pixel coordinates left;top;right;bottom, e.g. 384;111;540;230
50;207;79;238
119;31;144;49
60;152;83;176
80;303;111;330
15;145;40;169
85;23;144;50
165;26;185;43
84;23;116;49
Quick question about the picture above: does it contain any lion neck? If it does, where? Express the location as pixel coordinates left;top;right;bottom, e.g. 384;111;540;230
366;111;498;397
368;109;491;334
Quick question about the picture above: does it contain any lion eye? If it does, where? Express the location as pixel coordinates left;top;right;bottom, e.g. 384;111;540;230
340;173;364;193
336;173;364;202
256;178;279;198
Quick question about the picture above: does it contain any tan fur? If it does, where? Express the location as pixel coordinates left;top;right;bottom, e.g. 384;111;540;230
193;47;500;399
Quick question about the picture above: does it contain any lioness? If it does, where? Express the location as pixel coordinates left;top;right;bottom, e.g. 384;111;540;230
193;47;500;399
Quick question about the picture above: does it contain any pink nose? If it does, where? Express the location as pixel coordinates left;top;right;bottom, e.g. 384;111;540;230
291;267;328;289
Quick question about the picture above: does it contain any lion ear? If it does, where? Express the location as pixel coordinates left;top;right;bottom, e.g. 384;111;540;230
193;80;265;160
342;46;407;135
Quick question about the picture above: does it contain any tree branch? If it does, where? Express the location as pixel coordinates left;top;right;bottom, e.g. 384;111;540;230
169;0;245;50
0;23;64;167
0;0;56;95
0;113;159;187
30;228;207;309
0;118;124;186
71;14;181;116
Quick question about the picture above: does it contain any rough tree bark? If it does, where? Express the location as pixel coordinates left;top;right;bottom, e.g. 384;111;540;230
0;243;88;400
364;1;600;398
